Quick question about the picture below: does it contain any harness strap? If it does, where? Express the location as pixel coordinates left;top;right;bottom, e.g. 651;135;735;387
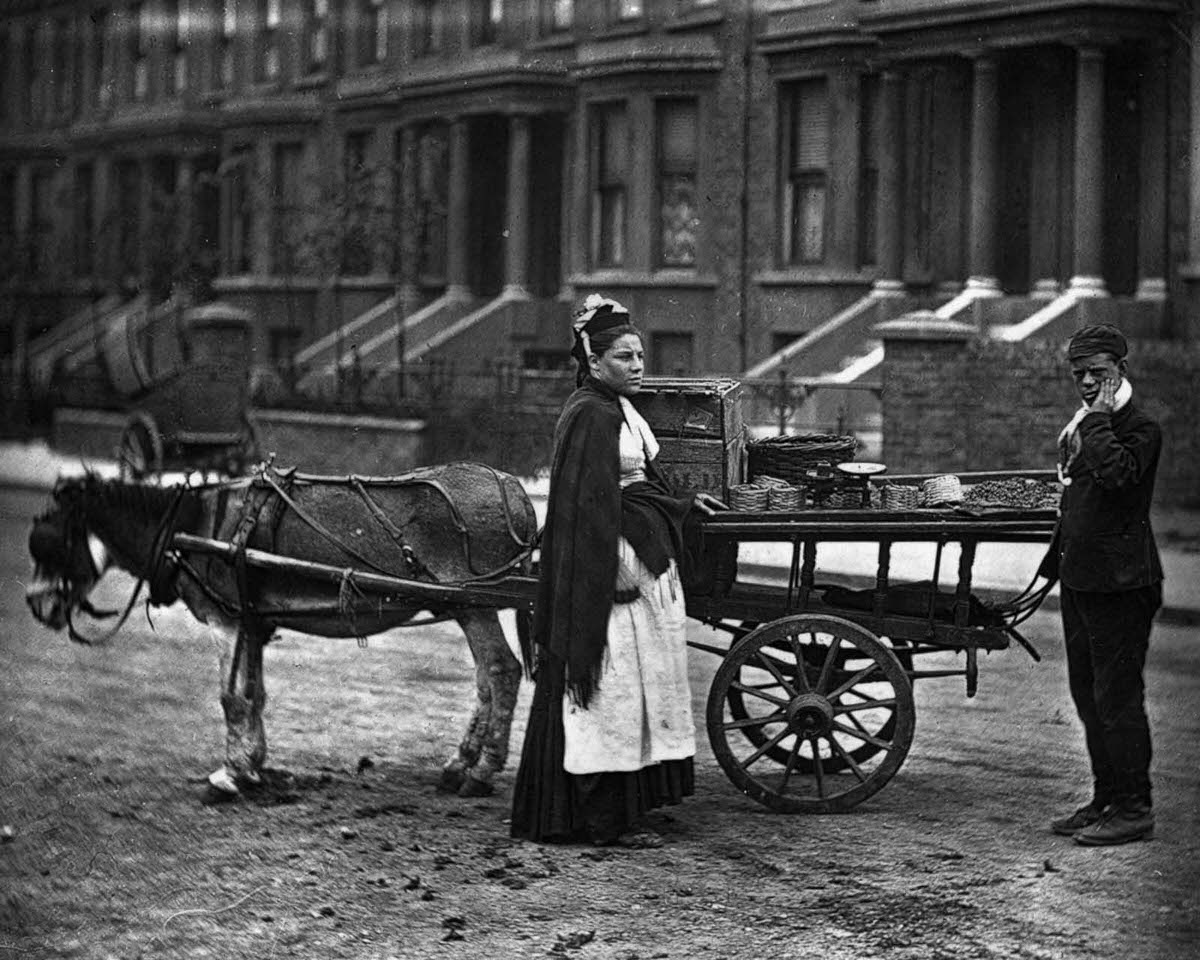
258;470;408;579
228;473;284;613
350;477;436;582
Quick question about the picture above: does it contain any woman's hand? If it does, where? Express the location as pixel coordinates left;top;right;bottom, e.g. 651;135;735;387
692;492;729;516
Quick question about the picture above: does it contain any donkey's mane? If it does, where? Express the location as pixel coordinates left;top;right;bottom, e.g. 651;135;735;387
63;473;205;565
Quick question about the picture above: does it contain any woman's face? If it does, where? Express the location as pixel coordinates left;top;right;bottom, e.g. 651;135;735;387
590;333;645;396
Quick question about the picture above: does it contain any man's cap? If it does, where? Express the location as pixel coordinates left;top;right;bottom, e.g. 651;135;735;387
1068;323;1127;362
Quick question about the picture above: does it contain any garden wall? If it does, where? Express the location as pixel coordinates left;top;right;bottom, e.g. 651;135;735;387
878;316;1200;508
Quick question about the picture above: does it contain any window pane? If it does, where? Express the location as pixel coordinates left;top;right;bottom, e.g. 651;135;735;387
792;80;830;171
273;143;304;273
792;182;826;263
601;108;627;181
658;100;698;267
659;102;696;171
592;104;628;267
660;174;697;267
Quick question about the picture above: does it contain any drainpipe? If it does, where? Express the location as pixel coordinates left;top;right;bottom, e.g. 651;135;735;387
737;0;754;372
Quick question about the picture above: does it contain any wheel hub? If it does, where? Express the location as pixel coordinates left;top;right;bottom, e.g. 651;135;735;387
786;692;834;738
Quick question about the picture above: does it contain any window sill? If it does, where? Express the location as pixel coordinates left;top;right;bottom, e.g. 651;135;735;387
597;20;650;41
294;72;331;90
568;269;718;289
755;267;880;287
664;8;725;32
528;34;576;51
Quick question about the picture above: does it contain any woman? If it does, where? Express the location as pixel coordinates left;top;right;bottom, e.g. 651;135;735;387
510;294;724;846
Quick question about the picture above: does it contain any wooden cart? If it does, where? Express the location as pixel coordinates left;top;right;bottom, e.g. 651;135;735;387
106;302;261;480
685;488;1057;813
173;465;1057;814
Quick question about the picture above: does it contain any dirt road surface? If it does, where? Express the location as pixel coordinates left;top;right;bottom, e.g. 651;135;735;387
2;488;1198;960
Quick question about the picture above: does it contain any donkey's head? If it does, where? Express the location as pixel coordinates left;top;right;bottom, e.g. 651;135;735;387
26;476;111;632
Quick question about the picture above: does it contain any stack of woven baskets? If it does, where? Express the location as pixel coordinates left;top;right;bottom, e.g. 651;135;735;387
729;475;804;512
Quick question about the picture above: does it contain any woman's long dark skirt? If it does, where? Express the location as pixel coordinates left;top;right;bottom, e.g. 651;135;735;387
510;659;693;844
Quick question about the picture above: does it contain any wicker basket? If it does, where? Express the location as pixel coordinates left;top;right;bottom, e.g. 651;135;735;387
882;484;921;510
747;434;858;484
729;484;769;512
921;475;964;506
767;485;803;511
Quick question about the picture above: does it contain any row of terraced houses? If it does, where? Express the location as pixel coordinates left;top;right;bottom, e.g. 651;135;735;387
3;0;1199;425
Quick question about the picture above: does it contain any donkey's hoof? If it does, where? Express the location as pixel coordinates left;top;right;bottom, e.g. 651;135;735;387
457;775;495;798
438;767;467;794
207;767;240;795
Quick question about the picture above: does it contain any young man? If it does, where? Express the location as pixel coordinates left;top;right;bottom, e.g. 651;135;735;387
1039;323;1163;846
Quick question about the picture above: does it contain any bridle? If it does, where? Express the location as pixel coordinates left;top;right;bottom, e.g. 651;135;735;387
50;481;194;646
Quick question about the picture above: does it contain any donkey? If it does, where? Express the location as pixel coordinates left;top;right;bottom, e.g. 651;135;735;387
25;463;537;800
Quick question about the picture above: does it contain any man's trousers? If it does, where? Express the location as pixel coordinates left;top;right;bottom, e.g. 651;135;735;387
1060;583;1161;811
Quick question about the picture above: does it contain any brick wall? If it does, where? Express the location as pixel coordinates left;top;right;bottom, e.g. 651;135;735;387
880;322;1200;508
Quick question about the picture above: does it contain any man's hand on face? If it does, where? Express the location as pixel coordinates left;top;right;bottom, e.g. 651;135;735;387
1090;377;1118;414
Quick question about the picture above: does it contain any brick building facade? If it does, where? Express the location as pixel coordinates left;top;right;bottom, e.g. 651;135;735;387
1;0;1197;395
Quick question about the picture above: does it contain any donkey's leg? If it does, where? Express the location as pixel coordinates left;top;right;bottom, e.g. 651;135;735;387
439;620;491;794
451;611;522;798
208;619;270;795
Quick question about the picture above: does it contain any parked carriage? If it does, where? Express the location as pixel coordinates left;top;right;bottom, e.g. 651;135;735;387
164;378;1057;813
103;300;261;480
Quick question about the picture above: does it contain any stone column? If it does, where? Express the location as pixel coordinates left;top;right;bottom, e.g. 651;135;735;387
873;68;905;296
503;113;532;298
563;107;585;300
92;154;113;287
1136;50;1168;302
395;124;421;310
176;155;195;284
828;67;860;272
1069;46;1107;297
9;164;34;400
251;139;272;276
1183;16;1200;339
966;54;1000;295
1027;54;1070;299
137;156;154;284
445;116;471;301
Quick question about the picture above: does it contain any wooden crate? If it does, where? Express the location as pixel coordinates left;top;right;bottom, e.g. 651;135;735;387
632;378;744;500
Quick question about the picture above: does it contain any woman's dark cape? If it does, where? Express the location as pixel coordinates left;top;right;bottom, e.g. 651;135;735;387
511;377;695;843
519;377;691;708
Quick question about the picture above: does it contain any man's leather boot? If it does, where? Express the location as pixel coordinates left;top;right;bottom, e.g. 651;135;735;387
1074;805;1154;846
1050;802;1107;836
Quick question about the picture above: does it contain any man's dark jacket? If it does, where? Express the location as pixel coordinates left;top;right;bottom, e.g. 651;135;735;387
1039;400;1164;592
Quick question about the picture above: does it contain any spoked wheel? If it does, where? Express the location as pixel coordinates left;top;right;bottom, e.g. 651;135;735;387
117;413;163;482
726;642;914;772
707;614;915;813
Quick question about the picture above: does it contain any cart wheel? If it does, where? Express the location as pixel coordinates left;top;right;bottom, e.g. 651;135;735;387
707;614;915;813
117;413;163;482
726;643;914;773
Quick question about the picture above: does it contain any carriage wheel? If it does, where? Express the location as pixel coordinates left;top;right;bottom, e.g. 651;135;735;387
117;413;163;482
707;614;915;813
726;640;914;773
